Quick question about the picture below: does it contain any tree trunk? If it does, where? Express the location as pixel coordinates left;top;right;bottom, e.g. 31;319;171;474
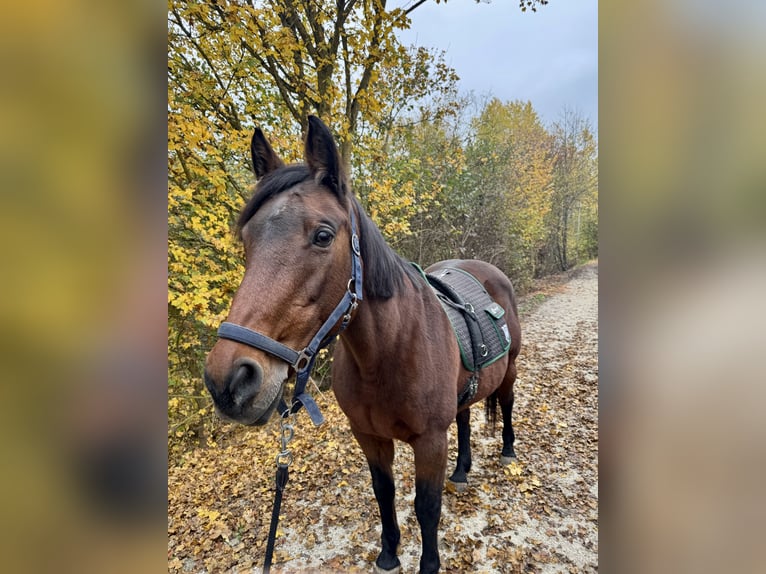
560;205;569;271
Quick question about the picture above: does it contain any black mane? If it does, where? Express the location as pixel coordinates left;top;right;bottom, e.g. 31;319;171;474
350;195;423;299
236;164;422;300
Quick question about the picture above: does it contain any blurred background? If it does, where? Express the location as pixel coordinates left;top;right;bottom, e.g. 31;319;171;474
0;0;762;572
600;0;766;572
0;1;167;572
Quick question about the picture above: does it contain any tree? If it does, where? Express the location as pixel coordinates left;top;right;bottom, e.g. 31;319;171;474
170;0;435;170
546;107;598;271
372;97;468;261
429;98;555;288
473;99;555;279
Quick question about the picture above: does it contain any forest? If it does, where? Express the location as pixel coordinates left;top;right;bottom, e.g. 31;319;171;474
168;0;597;453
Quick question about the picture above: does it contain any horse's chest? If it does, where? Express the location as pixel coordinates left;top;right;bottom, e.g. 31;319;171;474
333;376;427;440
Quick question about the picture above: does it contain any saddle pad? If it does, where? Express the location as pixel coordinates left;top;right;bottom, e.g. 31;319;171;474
425;266;512;372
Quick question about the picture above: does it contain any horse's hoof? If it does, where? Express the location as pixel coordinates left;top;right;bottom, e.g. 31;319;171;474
373;564;401;574
500;455;518;466
447;479;468;493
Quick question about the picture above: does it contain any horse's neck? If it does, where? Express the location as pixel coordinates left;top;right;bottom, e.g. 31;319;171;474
339;287;432;373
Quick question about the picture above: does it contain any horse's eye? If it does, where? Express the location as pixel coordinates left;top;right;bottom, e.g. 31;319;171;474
312;228;335;248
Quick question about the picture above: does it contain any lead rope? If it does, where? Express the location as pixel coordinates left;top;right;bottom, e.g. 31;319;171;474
263;412;296;574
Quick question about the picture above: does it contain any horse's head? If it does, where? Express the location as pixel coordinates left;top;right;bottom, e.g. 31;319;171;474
204;116;355;425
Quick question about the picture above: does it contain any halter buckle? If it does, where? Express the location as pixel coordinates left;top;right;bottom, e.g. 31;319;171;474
293;350;311;372
351;233;361;256
340;290;359;329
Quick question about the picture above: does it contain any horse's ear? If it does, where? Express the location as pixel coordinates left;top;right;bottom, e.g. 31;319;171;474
251;128;284;179
304;115;344;198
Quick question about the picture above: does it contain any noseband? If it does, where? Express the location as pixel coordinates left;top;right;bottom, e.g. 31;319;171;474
216;209;363;425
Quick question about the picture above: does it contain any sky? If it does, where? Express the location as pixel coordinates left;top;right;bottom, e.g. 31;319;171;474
396;0;598;128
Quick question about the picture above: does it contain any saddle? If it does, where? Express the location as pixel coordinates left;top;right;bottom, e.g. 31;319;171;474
414;264;512;406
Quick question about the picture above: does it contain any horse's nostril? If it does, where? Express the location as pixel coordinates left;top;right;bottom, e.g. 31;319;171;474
231;363;253;389
227;358;263;406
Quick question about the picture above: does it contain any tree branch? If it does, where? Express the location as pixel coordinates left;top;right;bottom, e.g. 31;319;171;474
281;0;319;58
341;0;387;165
404;0;428;16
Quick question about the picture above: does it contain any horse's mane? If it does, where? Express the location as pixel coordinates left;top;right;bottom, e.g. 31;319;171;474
349;194;423;299
236;164;422;300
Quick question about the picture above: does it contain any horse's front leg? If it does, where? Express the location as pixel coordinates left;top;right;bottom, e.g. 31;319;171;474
352;429;401;574
412;431;448;574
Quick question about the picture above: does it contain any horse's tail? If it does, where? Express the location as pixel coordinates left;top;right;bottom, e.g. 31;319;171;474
485;391;498;435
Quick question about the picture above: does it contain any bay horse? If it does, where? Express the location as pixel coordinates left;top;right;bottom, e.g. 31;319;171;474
204;116;521;574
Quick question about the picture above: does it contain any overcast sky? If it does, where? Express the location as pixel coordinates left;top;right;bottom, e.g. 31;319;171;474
396;0;598;128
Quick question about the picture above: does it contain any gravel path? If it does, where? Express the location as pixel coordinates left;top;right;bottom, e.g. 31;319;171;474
168;262;599;573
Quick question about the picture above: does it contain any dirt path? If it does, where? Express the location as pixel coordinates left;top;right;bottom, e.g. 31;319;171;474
168;262;598;573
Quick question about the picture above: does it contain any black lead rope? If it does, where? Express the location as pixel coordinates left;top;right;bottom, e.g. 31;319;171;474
263;464;288;573
263;413;295;574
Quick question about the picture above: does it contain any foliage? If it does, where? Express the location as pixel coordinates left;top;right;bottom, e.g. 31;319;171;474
385;98;559;291
520;0;550;12
462;99;555;287
168;0;458;169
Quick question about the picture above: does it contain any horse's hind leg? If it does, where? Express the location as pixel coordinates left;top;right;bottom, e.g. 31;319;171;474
352;429;401;574
448;407;471;492
499;364;519;465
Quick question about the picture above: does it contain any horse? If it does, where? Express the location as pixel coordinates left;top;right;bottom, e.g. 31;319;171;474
204;116;521;574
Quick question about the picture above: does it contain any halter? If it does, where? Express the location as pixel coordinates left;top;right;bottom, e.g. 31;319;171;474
216;208;363;426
